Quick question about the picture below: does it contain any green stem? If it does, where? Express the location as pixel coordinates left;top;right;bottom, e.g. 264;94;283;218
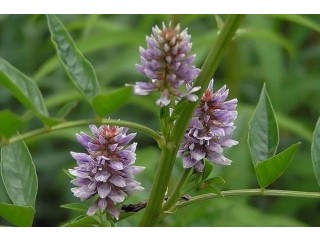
160;105;170;138
162;168;193;212
139;14;244;227
175;189;320;210
139;141;176;226
1;118;164;147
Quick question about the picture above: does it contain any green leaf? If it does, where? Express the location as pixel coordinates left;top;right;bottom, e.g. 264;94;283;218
0;161;10;203
1;141;38;207
0;110;23;138
248;84;279;164
0;127;9;204
0;202;35;226
47;15;100;102
202;176;226;186
200;177;225;197
60;203;88;214
255;143;300;188
205;185;224;197
311;117;320;186
92;87;132;117
0;58;49;121
63;215;100;227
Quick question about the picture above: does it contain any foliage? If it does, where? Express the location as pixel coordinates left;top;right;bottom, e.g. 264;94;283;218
0;14;320;226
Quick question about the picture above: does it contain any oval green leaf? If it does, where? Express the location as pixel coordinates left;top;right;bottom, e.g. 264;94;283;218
47;14;100;102
0;142;10;203
0;58;49;121
200;177;225;197
0;165;10;203
0;110;23;138
92;87;132;117
1;141;38;207
248;84;279;164
311;117;320;186
203;176;226;186
255;142;300;189
0;202;35;226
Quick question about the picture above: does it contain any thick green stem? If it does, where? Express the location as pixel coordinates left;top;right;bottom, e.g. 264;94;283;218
160;105;171;138
175;189;320;210
139;14;244;227
1;118;164;147
139;142;176;226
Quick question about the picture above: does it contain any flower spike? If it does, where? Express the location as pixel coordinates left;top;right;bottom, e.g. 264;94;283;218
134;22;201;107
178;79;238;172
69;125;144;219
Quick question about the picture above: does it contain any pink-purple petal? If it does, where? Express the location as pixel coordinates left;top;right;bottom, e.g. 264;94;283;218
179;79;238;172
87;203;98;216
109;175;126;188
97;183;111;198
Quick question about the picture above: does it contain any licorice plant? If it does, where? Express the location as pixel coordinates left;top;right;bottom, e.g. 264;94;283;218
0;15;320;228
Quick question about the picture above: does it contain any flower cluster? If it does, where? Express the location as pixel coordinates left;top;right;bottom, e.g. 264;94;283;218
178;79;238;172
69;125;144;219
134;22;201;107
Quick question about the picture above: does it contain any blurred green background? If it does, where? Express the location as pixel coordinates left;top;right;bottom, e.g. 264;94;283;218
0;14;319;226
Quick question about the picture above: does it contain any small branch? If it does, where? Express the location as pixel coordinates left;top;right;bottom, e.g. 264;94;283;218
1;118;164;147
162;168;193;212
175;189;320;210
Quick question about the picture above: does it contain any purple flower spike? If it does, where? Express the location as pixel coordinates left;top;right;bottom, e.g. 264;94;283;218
178;79;238;172
69;125;144;220
134;22;201;107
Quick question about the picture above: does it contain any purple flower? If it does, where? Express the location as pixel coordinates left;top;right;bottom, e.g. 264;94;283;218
178;79;238;172
69;125;144;219
134;22;201;107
